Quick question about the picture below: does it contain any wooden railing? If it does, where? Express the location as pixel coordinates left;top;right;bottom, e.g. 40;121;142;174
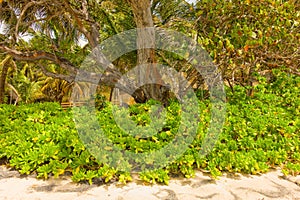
60;102;86;110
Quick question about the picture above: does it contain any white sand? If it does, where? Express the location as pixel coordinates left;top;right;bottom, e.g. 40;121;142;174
0;166;299;200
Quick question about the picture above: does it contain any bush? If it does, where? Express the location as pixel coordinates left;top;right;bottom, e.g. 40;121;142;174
195;0;300;87
0;70;299;184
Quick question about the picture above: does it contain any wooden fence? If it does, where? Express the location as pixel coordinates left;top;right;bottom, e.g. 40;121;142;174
60;102;86;110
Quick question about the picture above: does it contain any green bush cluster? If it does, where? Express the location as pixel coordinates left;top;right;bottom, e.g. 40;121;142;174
204;70;300;177
0;102;108;184
0;70;299;184
195;0;300;86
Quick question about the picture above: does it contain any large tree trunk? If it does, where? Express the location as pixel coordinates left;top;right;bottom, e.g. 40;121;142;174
127;0;171;105
0;56;11;104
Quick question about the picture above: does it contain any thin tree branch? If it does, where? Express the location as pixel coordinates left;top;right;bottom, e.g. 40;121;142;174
0;45;77;74
39;64;75;83
15;0;47;39
63;0;100;48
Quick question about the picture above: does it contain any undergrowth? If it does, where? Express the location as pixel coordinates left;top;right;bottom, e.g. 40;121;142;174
0;69;299;184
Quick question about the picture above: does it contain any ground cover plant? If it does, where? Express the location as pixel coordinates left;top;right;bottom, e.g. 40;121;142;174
0;69;299;185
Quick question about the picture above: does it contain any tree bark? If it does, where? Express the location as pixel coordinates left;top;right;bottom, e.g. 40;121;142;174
127;0;171;105
0;56;11;104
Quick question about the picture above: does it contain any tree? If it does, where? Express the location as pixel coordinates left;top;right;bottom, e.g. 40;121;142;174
0;0;204;105
1;0;298;104
192;0;300;93
124;0;172;104
0;55;11;103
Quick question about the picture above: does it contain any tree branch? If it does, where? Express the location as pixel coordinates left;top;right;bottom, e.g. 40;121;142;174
39;64;75;83
0;45;77;74
63;0;100;48
0;45;138;96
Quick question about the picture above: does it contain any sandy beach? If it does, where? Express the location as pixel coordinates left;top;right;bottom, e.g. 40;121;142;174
0;166;299;200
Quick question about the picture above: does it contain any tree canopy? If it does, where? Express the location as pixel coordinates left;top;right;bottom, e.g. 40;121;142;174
0;0;299;104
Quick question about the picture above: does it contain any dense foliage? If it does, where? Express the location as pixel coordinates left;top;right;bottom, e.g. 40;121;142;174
0;0;299;185
0;70;299;184
0;0;299;103
194;0;300;86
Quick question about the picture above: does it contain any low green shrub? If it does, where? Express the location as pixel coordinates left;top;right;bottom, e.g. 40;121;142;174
0;70;299;184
